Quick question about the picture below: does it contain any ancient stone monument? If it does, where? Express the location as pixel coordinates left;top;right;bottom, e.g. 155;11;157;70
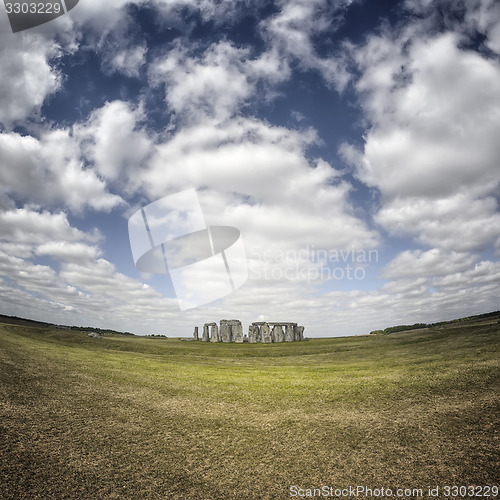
220;320;243;342
260;323;271;343
202;324;210;342
195;320;305;343
197;323;218;342
272;324;284;343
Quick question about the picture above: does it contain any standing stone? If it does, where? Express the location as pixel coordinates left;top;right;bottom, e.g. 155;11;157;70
270;325;277;343
220;320;231;342
261;323;271;343
255;324;262;343
285;324;295;342
193;326;199;341
210;324;219;342
248;324;258;343
231;322;243;343
202;324;209;342
273;325;284;343
295;325;304;341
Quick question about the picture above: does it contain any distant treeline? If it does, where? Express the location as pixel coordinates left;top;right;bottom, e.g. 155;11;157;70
370;310;500;335
68;325;135;336
0;314;135;336
0;315;54;328
433;310;500;326
370;323;428;335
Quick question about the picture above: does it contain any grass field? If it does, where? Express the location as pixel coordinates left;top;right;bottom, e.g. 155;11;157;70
0;318;499;499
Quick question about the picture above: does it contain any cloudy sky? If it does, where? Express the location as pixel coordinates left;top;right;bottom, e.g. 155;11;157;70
0;0;499;337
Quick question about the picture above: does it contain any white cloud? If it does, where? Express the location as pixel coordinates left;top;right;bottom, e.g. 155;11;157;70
321;1;500;334
342;19;500;253
77;100;153;184
150;41;256;122
69;0;140;35
0;130;124;212
144;117;317;196
465;0;500;54
433;260;500;291
0;251;75;304
143;117;379;257
108;44;148;77
0;246;182;334
0;33;61;127
0;207;98;245
320;264;500;333
0;242;33;259
376;193;500;252
380;276;429;296
346;32;500;200
1;0;498;337
152;0;265;27
85;5;148;79
36;242;103;265
0;203;179;333
57;258;181;328
381;248;477;279
260;0;352;90
405;0;500;56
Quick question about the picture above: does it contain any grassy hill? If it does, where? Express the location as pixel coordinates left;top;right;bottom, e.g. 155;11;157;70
0;316;498;499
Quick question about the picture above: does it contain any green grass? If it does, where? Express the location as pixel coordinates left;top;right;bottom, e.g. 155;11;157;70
0;320;499;499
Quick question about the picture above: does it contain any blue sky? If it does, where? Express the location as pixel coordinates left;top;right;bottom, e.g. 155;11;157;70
0;0;499;337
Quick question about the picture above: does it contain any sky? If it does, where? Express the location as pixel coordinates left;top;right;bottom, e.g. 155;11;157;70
0;0;499;337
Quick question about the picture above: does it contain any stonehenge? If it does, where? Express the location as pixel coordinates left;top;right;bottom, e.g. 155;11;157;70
261;323;271;343
272;325;285;343
202;324;210;342
209;323;219;342
197;320;305;343
220;319;243;343
248;324;259;343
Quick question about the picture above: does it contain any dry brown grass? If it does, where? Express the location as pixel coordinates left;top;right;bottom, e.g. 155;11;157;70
0;321;499;499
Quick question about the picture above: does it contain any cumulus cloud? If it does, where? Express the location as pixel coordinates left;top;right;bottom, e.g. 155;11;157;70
321;265;500;333
344;32;500;199
381;248;477;279
433;260;500;291
107;44;148;77
326;0;500;333
0;242;33;259
260;0;352;90
465;0;500;54
0;204;179;332
57;258;181;329
0;130;124;212
149;40;284;123
69;0;140;35
77;100;153;185
36;241;103;265
376;193;500;252
0;208;98;245
143;116;379;257
0;32;61;127
0;202;177;332
405;0;500;55
144;117;317;196
341;14;500;254
0;248;180;332
0;251;76;305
